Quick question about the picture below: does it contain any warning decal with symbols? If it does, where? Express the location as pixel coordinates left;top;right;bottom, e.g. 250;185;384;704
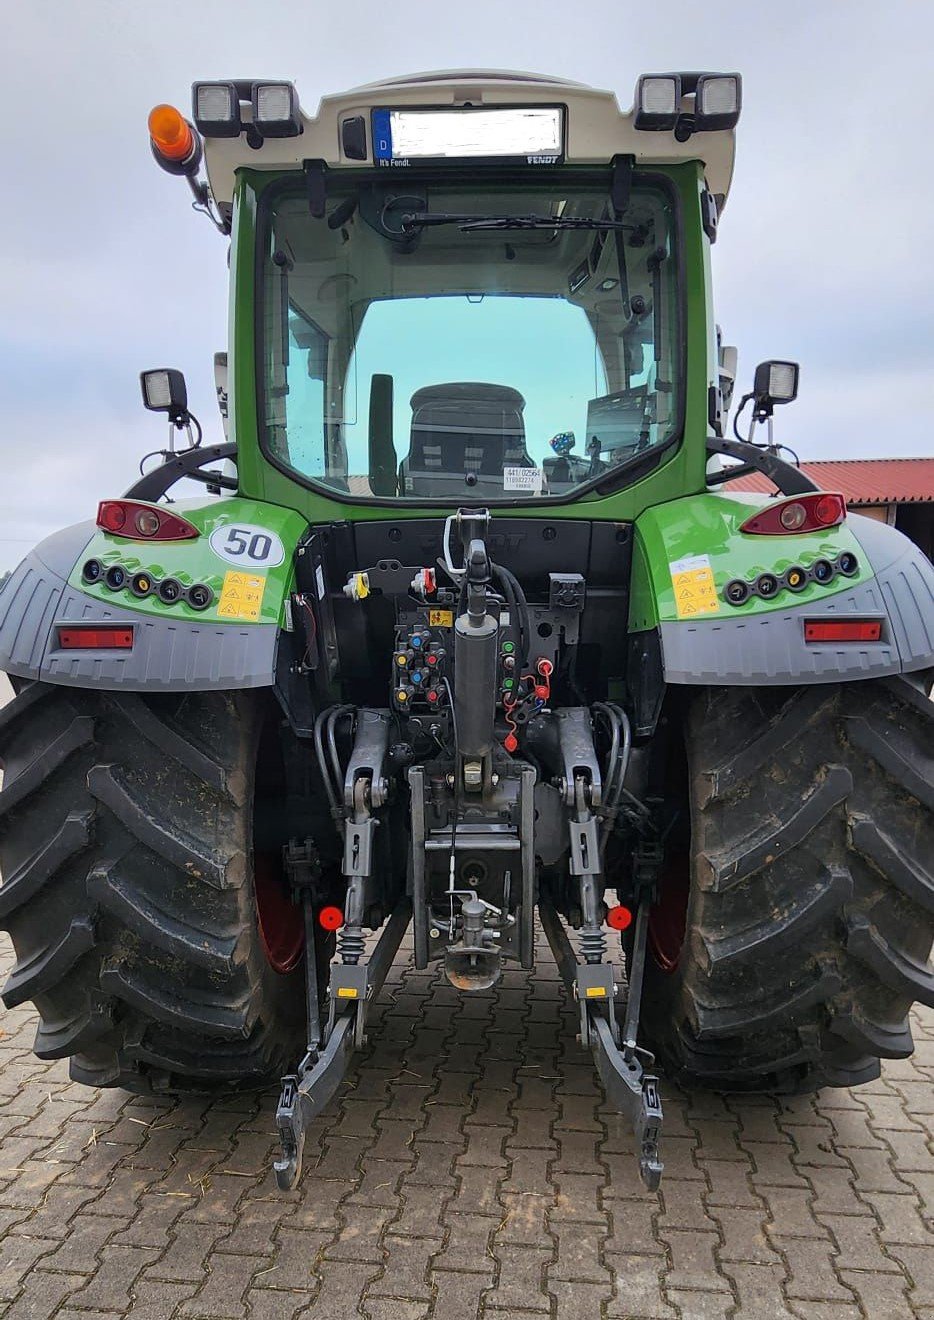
218;570;266;621
669;555;720;619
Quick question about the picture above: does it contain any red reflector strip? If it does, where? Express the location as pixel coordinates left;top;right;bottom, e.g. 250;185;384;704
804;620;882;643
58;627;134;650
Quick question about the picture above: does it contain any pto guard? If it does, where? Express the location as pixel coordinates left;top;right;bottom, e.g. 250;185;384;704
0;497;307;692
630;492;934;686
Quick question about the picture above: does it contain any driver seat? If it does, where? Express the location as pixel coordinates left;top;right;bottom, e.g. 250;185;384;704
400;382;533;496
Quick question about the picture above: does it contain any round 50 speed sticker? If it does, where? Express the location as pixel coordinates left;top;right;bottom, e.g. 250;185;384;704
209;523;286;568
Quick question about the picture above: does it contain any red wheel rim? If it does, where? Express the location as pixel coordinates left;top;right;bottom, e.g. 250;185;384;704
647;850;690;974
253;851;304;973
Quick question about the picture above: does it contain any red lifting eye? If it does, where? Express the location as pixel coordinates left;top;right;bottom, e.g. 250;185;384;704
607;905;633;931
318;906;344;931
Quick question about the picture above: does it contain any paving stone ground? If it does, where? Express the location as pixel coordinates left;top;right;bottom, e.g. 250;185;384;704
0;924;931;1320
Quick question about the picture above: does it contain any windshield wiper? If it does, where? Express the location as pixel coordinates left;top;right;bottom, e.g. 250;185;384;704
400;211;629;234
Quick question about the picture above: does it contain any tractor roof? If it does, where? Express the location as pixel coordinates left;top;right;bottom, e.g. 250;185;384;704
200;69;738;214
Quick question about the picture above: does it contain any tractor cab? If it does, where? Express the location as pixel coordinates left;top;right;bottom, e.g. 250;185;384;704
148;70;741;515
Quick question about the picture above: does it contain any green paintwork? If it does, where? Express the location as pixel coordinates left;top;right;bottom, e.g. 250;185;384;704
629;491;873;629
68;497;307;626
228;163;715;529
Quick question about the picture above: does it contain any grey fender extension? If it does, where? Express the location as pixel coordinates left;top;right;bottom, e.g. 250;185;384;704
659;515;934;686
0;521;279;691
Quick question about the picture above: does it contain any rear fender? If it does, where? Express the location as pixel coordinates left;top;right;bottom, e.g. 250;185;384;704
629;491;934;686
0;497;308;691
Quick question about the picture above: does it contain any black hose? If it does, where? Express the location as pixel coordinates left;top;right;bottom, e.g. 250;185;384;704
328;705;353;800
593;702;621;804
313;704;354;822
313;709;339;815
593;702;632;856
492;562;530;669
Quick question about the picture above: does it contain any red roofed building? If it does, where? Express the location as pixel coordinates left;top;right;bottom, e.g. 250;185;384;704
727;458;934;560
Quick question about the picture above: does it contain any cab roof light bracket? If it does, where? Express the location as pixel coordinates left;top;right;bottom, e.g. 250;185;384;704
148;101;229;234
633;71;742;139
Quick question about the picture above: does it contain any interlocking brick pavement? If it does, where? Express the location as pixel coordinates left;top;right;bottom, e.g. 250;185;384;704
0;919;931;1317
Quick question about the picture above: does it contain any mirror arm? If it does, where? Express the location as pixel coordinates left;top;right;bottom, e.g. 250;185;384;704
124;443;238;503
706;436;818;496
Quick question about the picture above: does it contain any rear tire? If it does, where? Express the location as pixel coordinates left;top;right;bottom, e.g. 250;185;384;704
641;677;934;1093
0;683;312;1093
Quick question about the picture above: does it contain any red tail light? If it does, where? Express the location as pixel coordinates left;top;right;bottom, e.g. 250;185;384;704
804;619;882;643
58;626;134;650
740;492;846;536
97;501;199;541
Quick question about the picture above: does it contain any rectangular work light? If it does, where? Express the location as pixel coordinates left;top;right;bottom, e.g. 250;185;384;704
140;368;187;416
754;360;799;407
252;82;302;137
633;75;681;130
694;74;742;130
371;107;564;163
192;81;241;137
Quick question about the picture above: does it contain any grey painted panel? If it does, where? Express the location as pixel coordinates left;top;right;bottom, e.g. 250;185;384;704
849;517;934;667
660;578;905;686
44;591;279;691
661;516;934;687
0;523;278;692
0;522;97;678
0;562;61;678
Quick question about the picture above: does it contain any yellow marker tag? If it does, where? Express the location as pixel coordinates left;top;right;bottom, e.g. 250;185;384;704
428;609;453;628
217;570;266;621
585;986;608;999
336;987;358;999
670;555;720;619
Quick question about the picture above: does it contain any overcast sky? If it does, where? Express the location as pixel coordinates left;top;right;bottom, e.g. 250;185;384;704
2;0;932;572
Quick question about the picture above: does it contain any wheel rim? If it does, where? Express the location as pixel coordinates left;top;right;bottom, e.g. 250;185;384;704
647;854;690;973
253;851;305;974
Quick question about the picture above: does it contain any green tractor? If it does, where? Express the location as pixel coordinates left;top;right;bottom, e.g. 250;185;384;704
0;71;931;1191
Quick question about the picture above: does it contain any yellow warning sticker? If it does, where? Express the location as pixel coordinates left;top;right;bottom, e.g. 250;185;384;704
669;555;720;619
428;609;454;628
217;570;266;621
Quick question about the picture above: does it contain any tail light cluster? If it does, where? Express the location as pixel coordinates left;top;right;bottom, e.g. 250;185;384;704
723;550;859;607
97;500;199;541
81;558;213;611
739;492;846;536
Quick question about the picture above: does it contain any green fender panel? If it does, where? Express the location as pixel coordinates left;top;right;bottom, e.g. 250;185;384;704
0;497;309;691
629;492;934;685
